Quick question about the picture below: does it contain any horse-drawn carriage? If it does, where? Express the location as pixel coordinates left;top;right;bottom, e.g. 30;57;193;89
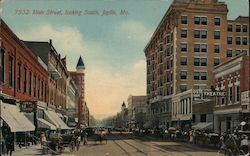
87;128;108;144
48;132;80;153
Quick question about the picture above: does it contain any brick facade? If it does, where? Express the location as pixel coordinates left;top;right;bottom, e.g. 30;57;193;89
0;19;48;103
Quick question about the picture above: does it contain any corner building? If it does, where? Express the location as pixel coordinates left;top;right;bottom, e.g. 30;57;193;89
144;0;234;128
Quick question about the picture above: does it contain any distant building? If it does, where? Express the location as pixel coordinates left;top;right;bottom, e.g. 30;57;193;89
70;56;88;126
213;53;250;134
127;95;147;129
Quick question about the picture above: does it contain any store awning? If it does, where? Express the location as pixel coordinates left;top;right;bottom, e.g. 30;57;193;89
44;110;70;130
37;118;56;130
192;122;213;130
1;102;35;132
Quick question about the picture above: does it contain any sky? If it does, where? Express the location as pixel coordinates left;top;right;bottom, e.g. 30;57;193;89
0;0;248;120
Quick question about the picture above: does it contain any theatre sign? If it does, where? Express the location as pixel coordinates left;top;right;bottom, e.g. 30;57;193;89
19;101;37;113
193;89;226;98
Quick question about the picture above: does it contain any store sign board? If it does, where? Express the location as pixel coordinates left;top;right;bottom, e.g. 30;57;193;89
20;101;37;113
241;91;250;105
193;89;226;97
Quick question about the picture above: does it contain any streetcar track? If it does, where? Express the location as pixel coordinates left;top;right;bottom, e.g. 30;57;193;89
110;133;149;156
118;133;193;156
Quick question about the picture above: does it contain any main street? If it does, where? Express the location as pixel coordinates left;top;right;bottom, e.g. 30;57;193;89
72;132;222;156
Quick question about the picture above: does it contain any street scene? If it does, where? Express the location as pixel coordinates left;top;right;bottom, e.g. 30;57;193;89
0;0;249;155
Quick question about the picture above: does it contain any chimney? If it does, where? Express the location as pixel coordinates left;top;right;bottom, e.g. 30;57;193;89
49;39;52;45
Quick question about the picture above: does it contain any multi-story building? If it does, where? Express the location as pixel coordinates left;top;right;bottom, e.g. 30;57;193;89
213;53;250;134
70;56;87;126
127;95;147;129
226;16;249;57
144;0;248;129
144;0;228;128
24;40;69;111
66;77;79;126
0;19;48;103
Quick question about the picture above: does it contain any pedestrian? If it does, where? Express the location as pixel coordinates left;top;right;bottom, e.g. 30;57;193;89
189;130;194;143
83;131;88;145
40;132;47;154
5;133;14;156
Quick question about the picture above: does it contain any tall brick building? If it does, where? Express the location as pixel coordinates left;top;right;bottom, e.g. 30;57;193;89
70;56;87;126
144;0;249;128
0;19;48;103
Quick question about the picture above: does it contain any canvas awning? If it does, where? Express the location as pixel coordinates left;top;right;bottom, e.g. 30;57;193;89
1;102;35;132
192;122;213;130
44;110;70;130
37;118;56;130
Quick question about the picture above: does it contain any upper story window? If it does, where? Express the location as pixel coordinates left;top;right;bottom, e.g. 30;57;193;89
180;71;187;79
194;30;200;38
194;17;200;25
29;71;32;96
181;29;187;38
194;44;200;52
201;17;207;25
214;45;220;53
194;58;200;66
180;57;187;66
201;72;207;80
227;37;232;44
181;16;188;24
201;58;207;66
236;49;241;56
227;49;233;57
17;63;21;91
214;58;220;66
227;24;232;32
201;44;207;52
194;72;200;80
236;25;241;32
0;49;4;84
235;85;240;102
214;31;220;39
243;25;248;32
180;43;187;52
214;17;220;26
242;37;248;45
24;67;27;93
8;55;13;87
201;30;207;39
236;37;241;45
180;85;187;92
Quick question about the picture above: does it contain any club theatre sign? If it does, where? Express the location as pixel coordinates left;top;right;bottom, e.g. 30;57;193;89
193;89;226;97
19;101;37;113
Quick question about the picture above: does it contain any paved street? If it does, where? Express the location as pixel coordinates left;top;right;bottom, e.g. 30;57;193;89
73;132;222;156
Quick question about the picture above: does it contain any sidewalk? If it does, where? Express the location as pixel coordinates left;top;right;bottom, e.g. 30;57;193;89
11;144;51;156
9;144;76;156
